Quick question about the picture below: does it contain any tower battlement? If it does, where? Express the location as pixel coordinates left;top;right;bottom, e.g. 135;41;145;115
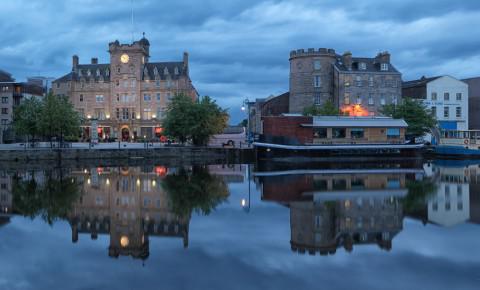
289;48;337;59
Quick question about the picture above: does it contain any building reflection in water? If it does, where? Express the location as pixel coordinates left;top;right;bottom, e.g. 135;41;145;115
257;168;421;255
69;166;190;260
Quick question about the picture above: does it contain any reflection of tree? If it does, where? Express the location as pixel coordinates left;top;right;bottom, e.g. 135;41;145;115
402;178;437;216
162;166;229;217
12;171;81;224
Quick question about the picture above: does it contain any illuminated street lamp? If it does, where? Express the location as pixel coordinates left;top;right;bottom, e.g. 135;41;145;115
241;164;251;213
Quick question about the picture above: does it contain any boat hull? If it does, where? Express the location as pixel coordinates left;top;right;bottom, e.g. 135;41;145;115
434;145;480;157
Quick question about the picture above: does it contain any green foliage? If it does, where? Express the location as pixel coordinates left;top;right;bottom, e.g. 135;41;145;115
161;166;229;217
12;93;81;141
402;178;438;216
238;119;248;127
13;97;42;141
12;171;82;225
163;94;228;145
303;100;341;116
39;93;81;141
380;98;437;137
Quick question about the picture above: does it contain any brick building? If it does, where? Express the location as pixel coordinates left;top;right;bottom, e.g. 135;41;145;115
52;36;198;141
462;77;480;129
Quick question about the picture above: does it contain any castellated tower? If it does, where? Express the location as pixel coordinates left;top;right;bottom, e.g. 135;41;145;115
289;48;337;114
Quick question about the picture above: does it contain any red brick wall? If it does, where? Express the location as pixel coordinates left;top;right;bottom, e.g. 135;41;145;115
262;116;313;144
261;175;313;202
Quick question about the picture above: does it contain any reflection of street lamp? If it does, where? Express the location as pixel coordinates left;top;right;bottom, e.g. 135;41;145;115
241;164;251;213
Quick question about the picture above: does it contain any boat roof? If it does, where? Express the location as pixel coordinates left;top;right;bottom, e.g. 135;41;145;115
303;116;408;128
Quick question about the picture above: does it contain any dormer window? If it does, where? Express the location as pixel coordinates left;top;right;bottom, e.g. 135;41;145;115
144;67;149;76
164;67;169;75
78;69;83;77
153;66;159;76
381;63;389;71
174;67;179;75
105;68;110;76
359;62;366;70
87;70;91;77
96;69;100;77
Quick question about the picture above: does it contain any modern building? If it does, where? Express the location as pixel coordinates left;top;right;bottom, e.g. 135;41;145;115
402;76;469;131
52;36;198;141
462;77;480;129
0;70;44;143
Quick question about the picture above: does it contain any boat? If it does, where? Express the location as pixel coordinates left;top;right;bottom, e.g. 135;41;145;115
434;130;480;157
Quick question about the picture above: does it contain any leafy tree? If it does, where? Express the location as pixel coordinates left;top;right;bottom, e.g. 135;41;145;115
303;100;341;116
13;97;42;142
238;119;248;127
162;166;229;217
12;170;82;225
39;93;81;143
163;94;228;145
380;98;437;137
402;178;437;218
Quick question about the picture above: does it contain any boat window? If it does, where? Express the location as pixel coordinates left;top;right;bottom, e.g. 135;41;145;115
313;128;327;138
350;128;365;139
332;128;346;138
387;128;400;138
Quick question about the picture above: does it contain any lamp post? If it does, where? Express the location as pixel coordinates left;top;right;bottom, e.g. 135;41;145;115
241;98;251;144
241;164;251;213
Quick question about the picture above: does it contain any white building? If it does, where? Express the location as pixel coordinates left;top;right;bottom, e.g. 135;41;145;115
403;75;469;131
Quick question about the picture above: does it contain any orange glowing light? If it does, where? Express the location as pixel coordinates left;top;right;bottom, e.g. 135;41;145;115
341;104;370;117
155;166;168;177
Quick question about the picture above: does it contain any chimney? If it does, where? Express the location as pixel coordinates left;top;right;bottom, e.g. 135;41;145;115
342;51;352;70
72;55;79;71
376;51;391;63
183;52;189;74
91;58;98;64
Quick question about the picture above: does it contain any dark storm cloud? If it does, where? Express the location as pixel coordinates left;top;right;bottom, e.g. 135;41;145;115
1;0;480;123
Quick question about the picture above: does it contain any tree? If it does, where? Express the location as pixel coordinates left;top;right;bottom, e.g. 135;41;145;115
38;93;81;142
13;97;42;142
163;94;228;145
380;98;437;137
238;119;248;127
303;100;341;116
161;166;229;217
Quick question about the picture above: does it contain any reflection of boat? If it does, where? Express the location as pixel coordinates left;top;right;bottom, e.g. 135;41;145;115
435;130;480;157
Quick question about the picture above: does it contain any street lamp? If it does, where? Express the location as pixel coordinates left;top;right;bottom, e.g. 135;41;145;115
242;98;251;143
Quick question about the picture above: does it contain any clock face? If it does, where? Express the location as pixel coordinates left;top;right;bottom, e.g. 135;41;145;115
120;54;129;64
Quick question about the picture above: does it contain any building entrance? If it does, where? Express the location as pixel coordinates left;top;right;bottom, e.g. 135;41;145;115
121;127;130;141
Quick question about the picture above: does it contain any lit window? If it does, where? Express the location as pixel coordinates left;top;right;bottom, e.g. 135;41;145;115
95;95;104;103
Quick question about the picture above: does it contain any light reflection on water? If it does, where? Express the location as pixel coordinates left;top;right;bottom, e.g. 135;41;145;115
0;161;479;290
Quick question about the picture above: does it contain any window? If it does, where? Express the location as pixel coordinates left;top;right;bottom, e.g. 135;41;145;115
333;179;347;190
314;75;321;87
143;108;152;120
116;80;120;86
356;96;361;104
444;106;449;118
1;108;8;114
344;93;350;105
431;106;437;116
368;76;374;87
314;93;321;105
123;81;129;88
156;93;161;101
444;92;450;101
368;94;374;105
456;107;461;118
313;128;327;138
344;76;351;87
359;62;367;70
157;108;165;119
350;128;364;139
456;93;462;101
392;96;398;105
1;97;8;103
380;63;389;71
387;128;400;138
80;94;84;102
122;108;129;120
167;93;172;101
95;95;104;103
314;60;321;70
380;95;386;105
1;119;8;125
94;109;105;120
392;79;398;88
131;80;136;88
78;108;84;118
356;75;362;87
116;108;120;119
143;94;152;102
431;92;437;100
156;80;160;87
332;128;346;138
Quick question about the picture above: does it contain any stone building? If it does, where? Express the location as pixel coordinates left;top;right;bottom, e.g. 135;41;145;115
68;166;190;260
289;49;402;115
0;70;44;143
52;36;198;141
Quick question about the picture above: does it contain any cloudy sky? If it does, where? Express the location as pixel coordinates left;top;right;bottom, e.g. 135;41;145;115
1;0;480;123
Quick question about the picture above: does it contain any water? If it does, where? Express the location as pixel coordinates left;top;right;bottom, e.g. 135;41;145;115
0;160;479;290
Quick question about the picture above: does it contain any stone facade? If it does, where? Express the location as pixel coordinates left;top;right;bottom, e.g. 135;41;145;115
52;36;198;141
288;49;402;115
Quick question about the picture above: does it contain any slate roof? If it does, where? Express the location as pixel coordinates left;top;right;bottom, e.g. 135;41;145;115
402;76;442;89
305;116;408;128
53;62;187;83
0;69;14;82
334;57;400;73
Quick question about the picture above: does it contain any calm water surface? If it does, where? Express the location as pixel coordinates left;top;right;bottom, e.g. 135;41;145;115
0;160;479;290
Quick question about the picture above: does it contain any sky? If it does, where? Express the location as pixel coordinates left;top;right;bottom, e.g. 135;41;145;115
1;0;480;123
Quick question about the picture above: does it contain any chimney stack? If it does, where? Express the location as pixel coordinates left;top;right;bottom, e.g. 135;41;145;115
376;51;391;63
72;55;79;71
342;51;352;70
183;52;189;74
91;58;98;64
